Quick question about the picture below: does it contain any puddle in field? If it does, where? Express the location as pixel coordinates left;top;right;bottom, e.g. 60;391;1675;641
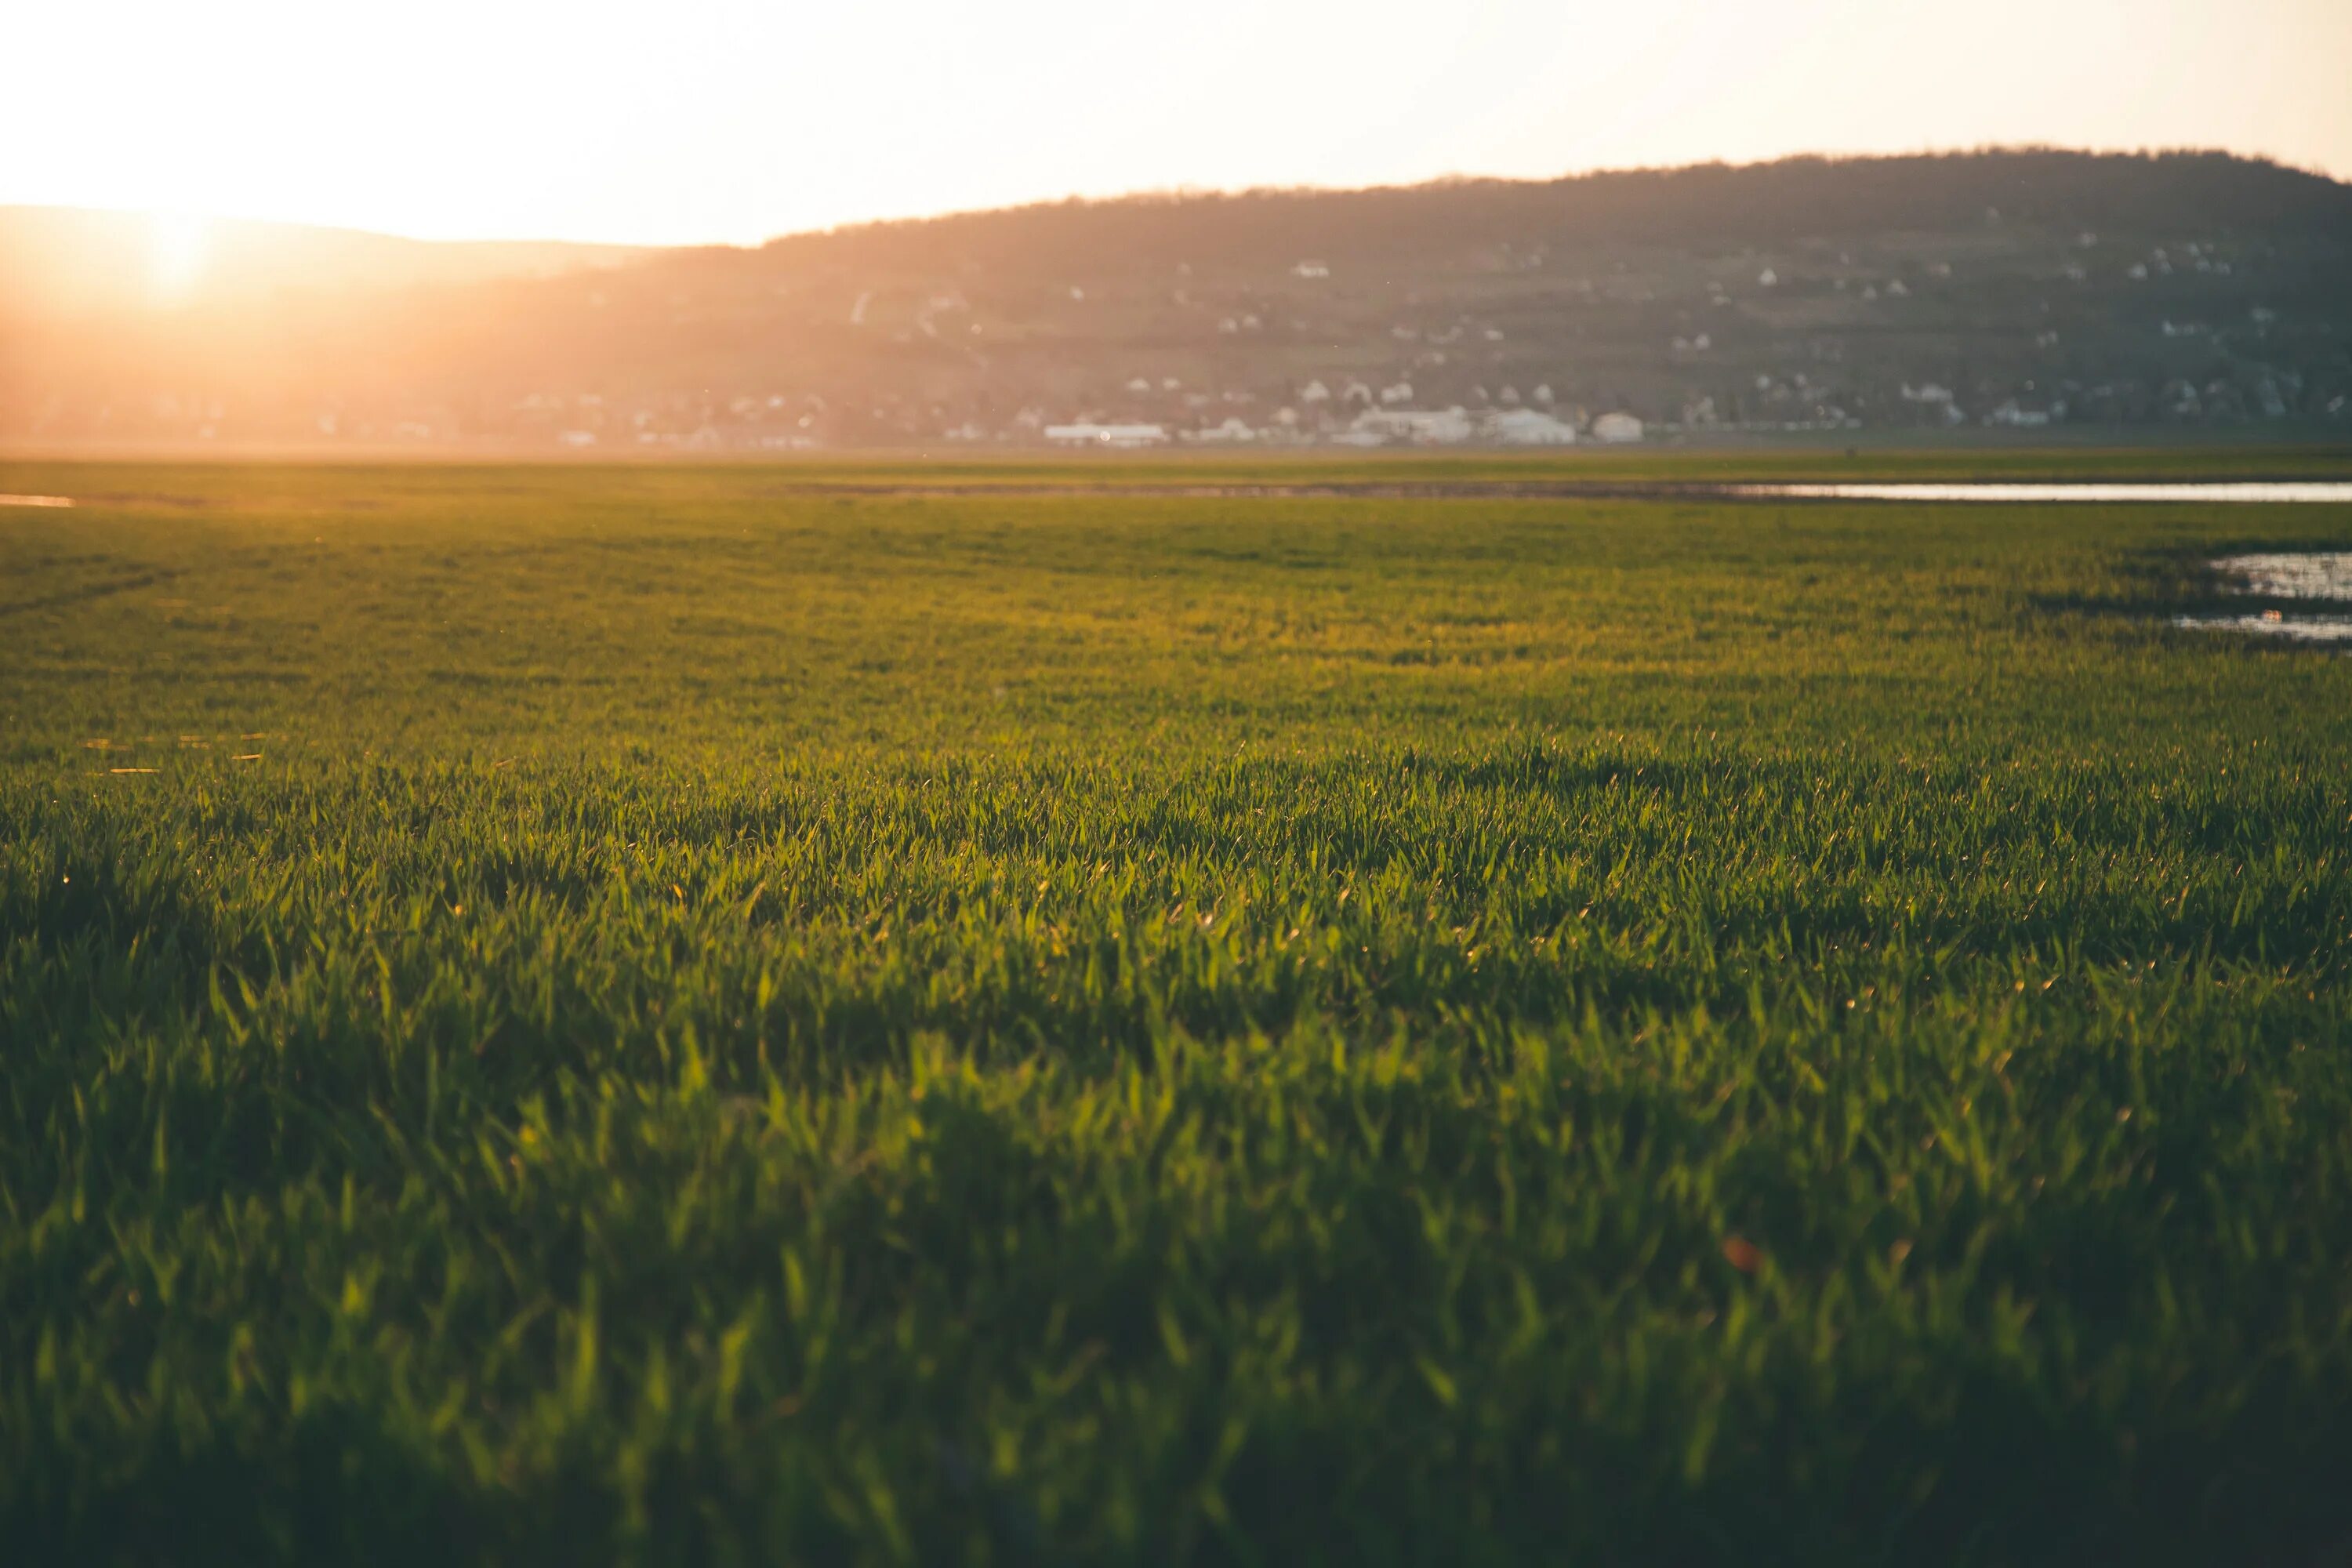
2172;612;2352;644
2209;552;2352;601
0;494;75;508
2172;551;2352;644
1729;482;2352;503
779;478;2352;503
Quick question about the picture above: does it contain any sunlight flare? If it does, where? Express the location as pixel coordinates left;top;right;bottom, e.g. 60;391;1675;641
147;212;212;302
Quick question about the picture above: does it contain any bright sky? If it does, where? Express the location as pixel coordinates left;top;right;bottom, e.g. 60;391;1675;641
9;0;2350;246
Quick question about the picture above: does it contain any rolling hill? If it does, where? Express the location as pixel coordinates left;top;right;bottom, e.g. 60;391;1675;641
4;150;2349;448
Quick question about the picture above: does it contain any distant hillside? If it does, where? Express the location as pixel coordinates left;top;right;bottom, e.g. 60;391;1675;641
5;151;2349;448
0;206;649;324
776;148;2352;270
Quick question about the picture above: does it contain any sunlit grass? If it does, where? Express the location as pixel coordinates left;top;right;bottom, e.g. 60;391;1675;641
2;456;2350;1564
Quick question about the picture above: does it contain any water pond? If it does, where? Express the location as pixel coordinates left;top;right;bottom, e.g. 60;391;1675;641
1728;482;2352;504
2173;550;2352;645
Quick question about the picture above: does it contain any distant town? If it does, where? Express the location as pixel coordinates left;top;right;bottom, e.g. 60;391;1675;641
5;151;2348;449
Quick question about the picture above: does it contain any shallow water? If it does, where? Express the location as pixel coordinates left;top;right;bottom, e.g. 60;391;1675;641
2172;550;2352;645
2213;552;2352;601
1730;482;2352;503
2172;612;2352;644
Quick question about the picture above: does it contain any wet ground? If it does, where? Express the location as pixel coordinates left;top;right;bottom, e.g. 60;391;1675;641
2175;551;2352;645
770;480;2352;503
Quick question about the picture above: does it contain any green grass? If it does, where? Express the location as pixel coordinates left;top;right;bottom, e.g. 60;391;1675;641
2;456;2350;1566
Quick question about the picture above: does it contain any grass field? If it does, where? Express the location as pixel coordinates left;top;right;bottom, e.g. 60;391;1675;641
3;456;2350;1565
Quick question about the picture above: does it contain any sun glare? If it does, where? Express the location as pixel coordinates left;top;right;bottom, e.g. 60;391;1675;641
147;213;212;302
3;1;2346;246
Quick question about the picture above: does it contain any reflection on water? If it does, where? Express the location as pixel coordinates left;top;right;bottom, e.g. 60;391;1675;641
2173;612;2352;644
1731;482;2352;503
2175;550;2352;645
2213;552;2352;601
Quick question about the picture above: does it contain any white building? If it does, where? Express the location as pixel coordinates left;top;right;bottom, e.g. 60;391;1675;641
1591;412;1644;444
1189;417;1258;443
1351;407;1475;445
1483;408;1577;445
1044;423;1168;448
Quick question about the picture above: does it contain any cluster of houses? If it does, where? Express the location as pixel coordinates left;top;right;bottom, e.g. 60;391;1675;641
441;236;2331;450
1047;403;1642;449
1041;369;1651;448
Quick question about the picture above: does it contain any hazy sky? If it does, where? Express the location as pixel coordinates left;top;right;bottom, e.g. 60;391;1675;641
9;0;2350;245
